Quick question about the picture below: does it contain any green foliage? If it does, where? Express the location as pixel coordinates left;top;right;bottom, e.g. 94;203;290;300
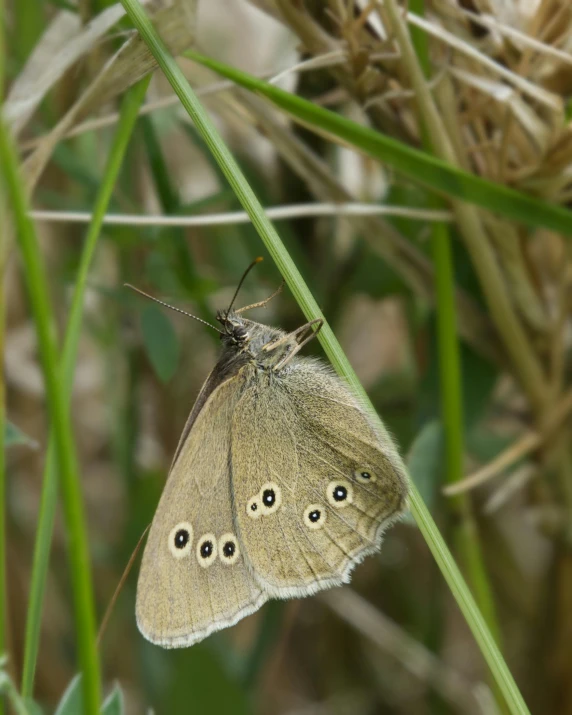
404;420;444;521
7;1;570;714
185;50;572;237
54;676;125;715
4;421;38;450
140;305;180;383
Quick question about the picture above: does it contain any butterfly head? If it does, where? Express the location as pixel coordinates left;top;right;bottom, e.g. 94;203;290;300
217;311;287;364
216;311;252;348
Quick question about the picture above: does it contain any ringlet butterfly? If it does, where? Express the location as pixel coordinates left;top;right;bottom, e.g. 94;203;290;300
131;260;408;647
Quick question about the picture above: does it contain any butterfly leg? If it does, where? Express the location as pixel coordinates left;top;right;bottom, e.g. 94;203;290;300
263;318;323;353
270;319;324;370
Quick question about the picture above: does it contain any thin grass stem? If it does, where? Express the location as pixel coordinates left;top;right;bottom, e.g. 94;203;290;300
19;76;150;699
0;119;100;715
409;0;501;646
28;204;453;226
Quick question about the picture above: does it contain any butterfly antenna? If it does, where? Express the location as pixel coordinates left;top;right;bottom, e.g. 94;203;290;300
97;523;151;648
225;256;264;317
125;284;224;335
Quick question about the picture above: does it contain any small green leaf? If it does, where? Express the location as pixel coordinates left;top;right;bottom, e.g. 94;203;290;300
23;698;44;715
348;247;410;299
403;420;444;524
0;656;32;715
54;675;82;715
102;684;124;715
418;313;497;432
55;676;125;715
140;304;180;383
5;420;39;449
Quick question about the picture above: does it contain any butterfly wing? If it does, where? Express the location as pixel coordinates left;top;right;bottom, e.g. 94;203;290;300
136;373;266;648
231;359;408;598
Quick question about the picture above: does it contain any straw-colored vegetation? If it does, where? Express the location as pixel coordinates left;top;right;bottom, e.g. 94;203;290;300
2;0;572;713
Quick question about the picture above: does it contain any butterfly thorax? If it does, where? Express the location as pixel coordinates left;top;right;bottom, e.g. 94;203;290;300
217;312;296;373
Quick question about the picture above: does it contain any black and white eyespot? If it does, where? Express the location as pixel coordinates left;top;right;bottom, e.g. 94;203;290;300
246;496;261;519
354;468;377;484
218;533;240;565
303;504;326;531
196;533;217;568
168;522;193;559
326;480;354;508
259;482;282;515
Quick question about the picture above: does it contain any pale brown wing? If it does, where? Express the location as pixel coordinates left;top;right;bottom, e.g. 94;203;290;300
231;359;408;598
136;373;266;648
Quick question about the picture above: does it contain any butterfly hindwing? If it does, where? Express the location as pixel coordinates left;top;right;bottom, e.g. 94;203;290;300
231;359;408;598
136;374;266;648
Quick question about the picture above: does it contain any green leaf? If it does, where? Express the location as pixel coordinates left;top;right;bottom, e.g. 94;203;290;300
5;420;38;449
139;640;252;714
419;314;498;432
403;420;444;524
185;50;572;237
140;304;180;383
102;684;124;715
23;698;44;715
347;246;410;299
169;644;251;715
54;675;82;715
0;656;33;715
55;676;124;715
466;424;515;465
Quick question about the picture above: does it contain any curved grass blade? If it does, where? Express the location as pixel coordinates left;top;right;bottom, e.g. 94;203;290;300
184;50;572;237
19;77;150;700
0;120;100;715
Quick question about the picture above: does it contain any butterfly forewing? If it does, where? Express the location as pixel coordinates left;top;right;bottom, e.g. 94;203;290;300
136;299;408;649
136;374;266;648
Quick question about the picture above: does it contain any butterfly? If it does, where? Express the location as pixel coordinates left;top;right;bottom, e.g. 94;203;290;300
133;261;408;648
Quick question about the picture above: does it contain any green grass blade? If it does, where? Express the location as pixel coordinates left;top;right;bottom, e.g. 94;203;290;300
410;0;501;646
0;123;100;714
19;76;150;700
118;2;530;712
184;50;572;237
12;0;44;67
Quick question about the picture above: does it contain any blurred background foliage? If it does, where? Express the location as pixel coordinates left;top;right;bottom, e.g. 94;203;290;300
3;0;572;713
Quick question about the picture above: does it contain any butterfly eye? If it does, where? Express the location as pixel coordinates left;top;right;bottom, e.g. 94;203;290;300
246;496;261;519
354;468;377;484
303;504;326;531
234;326;248;340
218;533;240;565
168;522;193;559
196;533;217;567
259;482;282;515
326;480;353;508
